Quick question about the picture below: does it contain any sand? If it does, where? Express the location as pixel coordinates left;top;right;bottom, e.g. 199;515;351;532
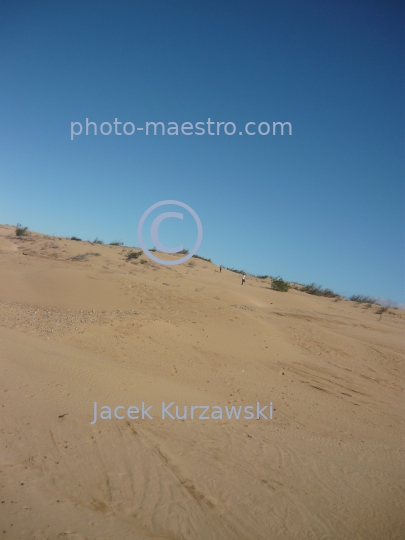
0;224;403;539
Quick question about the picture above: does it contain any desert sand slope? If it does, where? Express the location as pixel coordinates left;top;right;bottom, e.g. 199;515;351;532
0;224;404;540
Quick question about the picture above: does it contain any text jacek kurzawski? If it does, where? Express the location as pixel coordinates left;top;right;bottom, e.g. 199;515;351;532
90;402;273;424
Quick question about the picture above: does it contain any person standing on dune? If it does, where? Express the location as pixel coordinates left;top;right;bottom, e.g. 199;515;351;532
241;273;246;285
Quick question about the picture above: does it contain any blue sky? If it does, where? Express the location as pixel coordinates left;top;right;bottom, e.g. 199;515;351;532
1;0;404;303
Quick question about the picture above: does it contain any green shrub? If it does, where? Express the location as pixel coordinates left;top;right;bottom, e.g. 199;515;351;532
192;254;211;262
93;238;104;244
257;275;269;279
225;267;245;275
71;253;88;261
140;259;148;264
301;283;338;298
271;276;290;292
109;241;123;246
70;236;82;241
376;306;389;320
178;248;189;254
15;224;28;236
70;252;100;261
126;250;143;261
349;294;376;304
150;247;157;252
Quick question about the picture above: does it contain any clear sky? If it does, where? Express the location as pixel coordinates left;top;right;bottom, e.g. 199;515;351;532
1;0;404;304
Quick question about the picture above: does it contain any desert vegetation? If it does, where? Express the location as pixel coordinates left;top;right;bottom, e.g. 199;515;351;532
70;252;101;261
349;294;377;304
376;306;389;320
192;254;211;262
126;250;143;261
15;223;28;236
225;267;245;275
300;283;339;298
271;276;290;292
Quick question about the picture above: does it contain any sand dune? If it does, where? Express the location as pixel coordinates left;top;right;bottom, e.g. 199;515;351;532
0;224;404;539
